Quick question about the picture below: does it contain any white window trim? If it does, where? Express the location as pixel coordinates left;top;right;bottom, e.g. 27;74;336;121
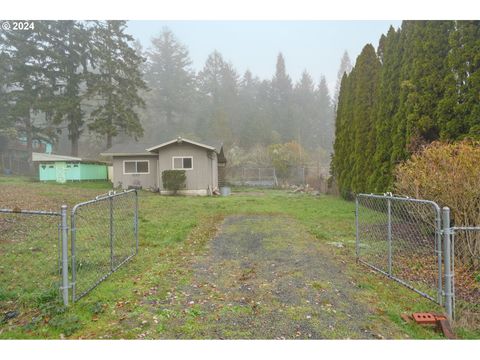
172;156;193;170
123;159;150;174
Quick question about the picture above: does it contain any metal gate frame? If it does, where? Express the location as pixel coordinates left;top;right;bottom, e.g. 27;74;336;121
70;189;139;302
356;194;455;319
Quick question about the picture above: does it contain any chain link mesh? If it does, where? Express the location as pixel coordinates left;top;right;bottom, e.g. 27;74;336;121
71;190;137;301
226;167;278;187
356;194;441;303
451;227;480;329
0;210;61;325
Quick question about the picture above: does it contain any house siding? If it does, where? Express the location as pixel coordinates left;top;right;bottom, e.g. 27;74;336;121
112;155;158;190
157;143;218;191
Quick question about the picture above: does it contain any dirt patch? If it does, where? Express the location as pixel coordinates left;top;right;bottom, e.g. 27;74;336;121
157;215;400;339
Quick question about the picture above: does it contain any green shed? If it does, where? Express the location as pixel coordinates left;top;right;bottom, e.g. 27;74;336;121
33;152;108;183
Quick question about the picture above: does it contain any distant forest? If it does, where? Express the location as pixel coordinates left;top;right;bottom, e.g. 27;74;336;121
0;21;339;170
333;20;480;198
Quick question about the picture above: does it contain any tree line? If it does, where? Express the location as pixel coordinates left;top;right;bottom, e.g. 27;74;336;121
1;22;338;169
140;28;335;160
0;20;146;163
332;21;480;198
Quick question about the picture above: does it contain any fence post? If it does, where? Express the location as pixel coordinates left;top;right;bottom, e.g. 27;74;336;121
110;196;114;271
135;190;139;254
442;207;453;320
387;197;392;275
436;208;443;305
60;205;69;306
71;207;76;302
355;196;359;259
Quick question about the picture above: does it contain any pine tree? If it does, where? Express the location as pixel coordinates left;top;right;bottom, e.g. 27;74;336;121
87;20;148;149
0;22;52;170
42;21;92;156
293;70;316;150
146;28;195;135
197;50;239;145
271;53;293;141
238;70;268;147
315;75;334;152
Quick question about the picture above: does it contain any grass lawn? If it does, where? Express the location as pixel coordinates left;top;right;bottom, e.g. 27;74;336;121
0;177;478;339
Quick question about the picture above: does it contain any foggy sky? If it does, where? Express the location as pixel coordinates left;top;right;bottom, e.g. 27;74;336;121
126;20;401;93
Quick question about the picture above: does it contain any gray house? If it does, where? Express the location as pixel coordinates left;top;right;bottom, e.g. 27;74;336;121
101;137;226;195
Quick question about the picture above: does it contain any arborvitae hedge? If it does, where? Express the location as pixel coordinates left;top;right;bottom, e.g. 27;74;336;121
332;20;480;198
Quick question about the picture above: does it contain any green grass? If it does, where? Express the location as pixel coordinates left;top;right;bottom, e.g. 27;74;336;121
0;177;478;339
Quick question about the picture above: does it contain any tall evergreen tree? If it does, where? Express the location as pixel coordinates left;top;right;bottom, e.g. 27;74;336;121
333;71;356;197
271;52;293;141
392;20;454;161
370;26;402;191
87;20;148;149
0;23;52;170
146;28;195;136
42;21;92;156
332;20;464;197
197;50;239;145
293;70;316;150
315;75;334;152
350;44;381;193
237;70;269;147
334;51;352;106
438;21;480;140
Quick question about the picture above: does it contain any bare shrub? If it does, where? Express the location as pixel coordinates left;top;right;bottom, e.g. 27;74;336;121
394;140;480;266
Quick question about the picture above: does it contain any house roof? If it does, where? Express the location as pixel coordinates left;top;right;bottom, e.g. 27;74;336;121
100;142;158;157
146;137;216;152
32;152;110;165
32;152;82;162
101;137;222;158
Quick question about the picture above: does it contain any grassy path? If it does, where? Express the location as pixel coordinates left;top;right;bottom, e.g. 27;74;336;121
156;215;400;339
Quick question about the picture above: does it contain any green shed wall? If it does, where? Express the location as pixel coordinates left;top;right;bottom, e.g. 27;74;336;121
38;162;107;182
80;163;107;180
39;163;56;181
66;162;81;180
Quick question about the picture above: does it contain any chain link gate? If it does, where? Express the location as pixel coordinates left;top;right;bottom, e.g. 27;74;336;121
356;194;443;303
71;189;138;302
356;193;480;329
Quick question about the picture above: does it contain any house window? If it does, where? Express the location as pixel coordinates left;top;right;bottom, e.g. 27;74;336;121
172;156;193;170
123;160;149;174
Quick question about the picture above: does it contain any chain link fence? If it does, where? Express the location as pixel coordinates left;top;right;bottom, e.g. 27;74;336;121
226;167;278;187
0;208;66;326
71;190;138;301
356;194;442;303
0;188;138;327
450;227;480;329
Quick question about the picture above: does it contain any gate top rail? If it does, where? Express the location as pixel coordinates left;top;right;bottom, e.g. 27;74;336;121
71;189;137;214
451;226;480;231
357;193;441;212
0;208;61;216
